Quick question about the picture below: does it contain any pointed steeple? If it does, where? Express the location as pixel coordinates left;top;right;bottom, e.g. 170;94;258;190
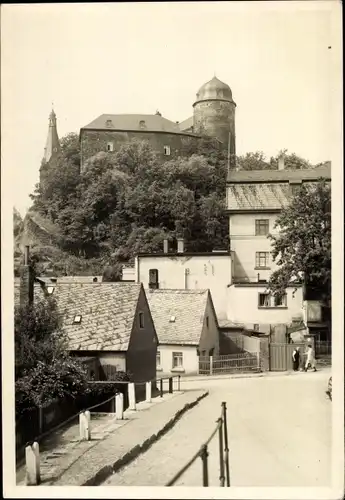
43;108;61;163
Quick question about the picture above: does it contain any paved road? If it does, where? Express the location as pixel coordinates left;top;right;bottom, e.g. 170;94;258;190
103;369;332;487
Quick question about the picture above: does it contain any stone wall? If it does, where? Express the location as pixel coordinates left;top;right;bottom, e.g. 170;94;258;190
193;99;236;155
80;130;200;169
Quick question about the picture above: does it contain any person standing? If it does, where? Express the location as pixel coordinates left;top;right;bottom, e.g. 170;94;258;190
304;344;317;372
292;346;300;371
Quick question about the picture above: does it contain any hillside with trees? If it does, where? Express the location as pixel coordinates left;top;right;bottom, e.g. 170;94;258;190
15;133;319;277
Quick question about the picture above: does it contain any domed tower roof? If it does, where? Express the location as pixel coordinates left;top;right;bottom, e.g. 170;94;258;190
194;76;234;104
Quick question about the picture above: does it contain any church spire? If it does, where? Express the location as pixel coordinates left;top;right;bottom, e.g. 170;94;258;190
43;108;61;163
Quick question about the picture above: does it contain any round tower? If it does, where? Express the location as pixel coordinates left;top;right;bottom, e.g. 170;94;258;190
193;76;236;158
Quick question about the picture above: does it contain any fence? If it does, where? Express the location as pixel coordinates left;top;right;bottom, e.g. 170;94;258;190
20;375;181;484
199;353;260;375
18;374;182;477
166;401;230;487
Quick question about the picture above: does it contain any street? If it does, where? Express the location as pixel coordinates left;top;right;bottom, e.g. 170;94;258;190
103;369;332;487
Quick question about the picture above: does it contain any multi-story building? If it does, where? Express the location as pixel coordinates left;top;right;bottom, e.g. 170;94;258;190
226;160;331;335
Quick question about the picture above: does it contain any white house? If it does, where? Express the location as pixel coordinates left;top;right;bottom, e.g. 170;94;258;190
226;161;331;330
146;288;220;376
135;240;231;320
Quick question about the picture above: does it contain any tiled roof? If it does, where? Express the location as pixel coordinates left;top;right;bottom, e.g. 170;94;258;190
14;282;142;352
146;289;209;345
227;182;291;210
82;114;184;134
227;163;331;183
178;116;193;132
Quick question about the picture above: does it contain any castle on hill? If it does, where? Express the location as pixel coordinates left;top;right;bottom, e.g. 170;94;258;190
40;76;236;178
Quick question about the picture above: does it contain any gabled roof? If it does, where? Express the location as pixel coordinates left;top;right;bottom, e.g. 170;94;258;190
14;282;143;352
227;182;291;210
227;162;331;184
81;114;183;134
227;163;331;211
146;289;210;345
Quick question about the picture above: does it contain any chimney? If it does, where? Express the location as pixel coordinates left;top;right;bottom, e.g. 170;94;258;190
163;239;169;254
278;155;285;171
177;238;184;254
20;245;34;307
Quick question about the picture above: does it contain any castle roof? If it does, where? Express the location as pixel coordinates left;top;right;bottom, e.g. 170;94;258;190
195;76;234;103
81;114;184;134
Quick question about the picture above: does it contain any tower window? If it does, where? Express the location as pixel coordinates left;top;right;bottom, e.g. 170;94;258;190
139;120;146;129
163;145;171;156
105;120;113;128
107;142;114;152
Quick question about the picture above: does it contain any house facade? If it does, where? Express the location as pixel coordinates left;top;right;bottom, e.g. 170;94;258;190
146;289;219;376
15;253;158;383
226;161;331;335
135;245;231;320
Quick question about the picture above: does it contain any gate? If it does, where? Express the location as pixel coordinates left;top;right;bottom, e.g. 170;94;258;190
269;343;305;371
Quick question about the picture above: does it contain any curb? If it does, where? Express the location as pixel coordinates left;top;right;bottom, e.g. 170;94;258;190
181;366;331;383
82;390;209;486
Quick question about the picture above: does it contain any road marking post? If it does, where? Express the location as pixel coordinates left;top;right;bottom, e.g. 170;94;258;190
25;442;40;485
146;381;152;403
128;383;136;410
116;393;124;419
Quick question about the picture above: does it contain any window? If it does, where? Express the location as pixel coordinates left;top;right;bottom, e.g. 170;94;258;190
258;293;270;307
172;352;183;368
105;119;113;128
253;324;260;332
139;120;146;129
255;252;270;269
73;315;82;324
107;142;114;152
139;312;144;329
206;316;209;328
156;351;161;367
274;294;287;307
258;293;287;308
163;145;171;156
47;286;55;295
255;219;269;236
149;269;159;289
169;316;176;323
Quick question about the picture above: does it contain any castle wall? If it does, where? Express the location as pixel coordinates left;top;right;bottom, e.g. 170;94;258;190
193;100;236;155
80;130;200;169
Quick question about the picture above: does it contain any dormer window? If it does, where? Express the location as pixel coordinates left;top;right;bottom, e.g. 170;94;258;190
164;145;171;156
105;120;113;128
47;286;55;295
73;315;82;324
169;316;176;323
289;180;302;197
107;142;114;152
139;120;146;130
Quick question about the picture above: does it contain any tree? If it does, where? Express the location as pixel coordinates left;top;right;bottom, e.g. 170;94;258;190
15;296;89;414
268;179;331;305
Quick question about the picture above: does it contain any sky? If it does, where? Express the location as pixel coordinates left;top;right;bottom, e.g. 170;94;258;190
1;1;342;215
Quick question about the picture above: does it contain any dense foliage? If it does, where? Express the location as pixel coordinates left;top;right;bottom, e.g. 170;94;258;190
15;296;89;415
23;133;316;275
268;180;331;306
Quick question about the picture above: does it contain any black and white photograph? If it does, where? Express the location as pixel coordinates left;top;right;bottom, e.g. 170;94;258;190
1;1;343;498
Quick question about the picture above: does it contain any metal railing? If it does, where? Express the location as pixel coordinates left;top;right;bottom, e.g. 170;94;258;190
166;401;230;487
